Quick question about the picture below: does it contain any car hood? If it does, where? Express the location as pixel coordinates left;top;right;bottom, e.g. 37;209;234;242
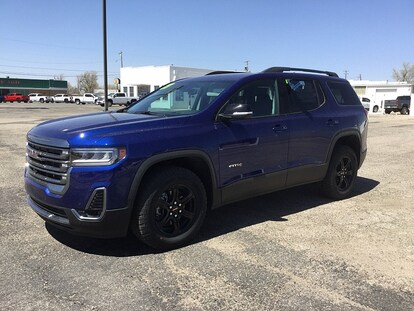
27;112;169;145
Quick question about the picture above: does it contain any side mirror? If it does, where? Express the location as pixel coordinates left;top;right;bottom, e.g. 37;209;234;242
219;103;253;119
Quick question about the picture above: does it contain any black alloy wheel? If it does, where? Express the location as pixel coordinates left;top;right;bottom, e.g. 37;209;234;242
322;145;358;200
154;185;196;237
334;155;355;192
131;166;207;250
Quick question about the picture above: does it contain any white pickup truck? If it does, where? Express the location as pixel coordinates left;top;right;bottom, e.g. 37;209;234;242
28;93;48;103
99;92;137;107
72;93;97;105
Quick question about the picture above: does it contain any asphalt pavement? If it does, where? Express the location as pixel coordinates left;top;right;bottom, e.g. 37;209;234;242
0;102;413;310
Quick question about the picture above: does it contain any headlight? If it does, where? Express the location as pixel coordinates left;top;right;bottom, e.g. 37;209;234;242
71;148;126;166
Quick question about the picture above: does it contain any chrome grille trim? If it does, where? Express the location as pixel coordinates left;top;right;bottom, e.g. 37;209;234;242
26;140;70;186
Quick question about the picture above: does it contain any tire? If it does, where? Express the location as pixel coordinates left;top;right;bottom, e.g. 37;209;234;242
131;166;207;250
108;100;113;107
17;100;21;103
373;105;378;113
401;106;409;115
321;145;358;200
40;98;44;103
75;99;80;105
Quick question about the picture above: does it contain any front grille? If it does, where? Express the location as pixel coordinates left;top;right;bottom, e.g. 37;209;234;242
26;141;70;186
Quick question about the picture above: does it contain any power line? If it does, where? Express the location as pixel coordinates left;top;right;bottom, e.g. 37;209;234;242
0;64;104;72
0;37;96;51
0;57;103;65
0;71;118;78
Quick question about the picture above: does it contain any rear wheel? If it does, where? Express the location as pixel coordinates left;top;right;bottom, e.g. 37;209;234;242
401;106;409;115
131;166;207;250
321;145;358;200
75;99;80;105
373;105;379;113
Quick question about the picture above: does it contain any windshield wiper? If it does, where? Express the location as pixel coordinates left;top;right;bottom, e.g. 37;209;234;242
132;111;167;117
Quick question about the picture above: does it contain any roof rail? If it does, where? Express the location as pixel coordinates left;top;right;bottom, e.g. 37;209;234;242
205;71;243;75
262;67;338;78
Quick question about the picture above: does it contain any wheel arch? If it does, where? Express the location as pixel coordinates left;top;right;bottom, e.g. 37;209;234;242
127;150;220;214
328;131;362;168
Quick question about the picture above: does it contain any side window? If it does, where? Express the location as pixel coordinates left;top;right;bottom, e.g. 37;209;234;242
280;79;325;113
224;79;278;117
327;81;361;106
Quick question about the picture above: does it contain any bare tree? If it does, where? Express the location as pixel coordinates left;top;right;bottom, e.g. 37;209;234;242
77;71;99;94
67;82;78;95
54;74;65;80
392;62;414;83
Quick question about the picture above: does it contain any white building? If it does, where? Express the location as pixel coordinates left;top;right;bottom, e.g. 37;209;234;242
119;65;218;98
349;80;412;113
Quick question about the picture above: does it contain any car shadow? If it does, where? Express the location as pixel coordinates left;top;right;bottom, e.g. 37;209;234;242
46;176;379;256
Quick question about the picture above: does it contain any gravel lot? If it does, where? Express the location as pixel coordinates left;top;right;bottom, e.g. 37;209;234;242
0;102;413;310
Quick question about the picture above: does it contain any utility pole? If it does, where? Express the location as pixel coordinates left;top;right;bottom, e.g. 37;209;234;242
102;0;108;111
244;60;250;72
344;70;349;80
119;51;123;68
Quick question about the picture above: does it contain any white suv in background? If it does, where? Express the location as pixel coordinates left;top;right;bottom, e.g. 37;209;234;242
358;96;379;113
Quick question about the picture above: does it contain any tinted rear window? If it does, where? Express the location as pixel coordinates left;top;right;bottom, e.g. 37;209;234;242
327;81;361;106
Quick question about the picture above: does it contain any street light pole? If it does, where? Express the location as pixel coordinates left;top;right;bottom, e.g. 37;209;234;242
103;0;108;111
119;51;123;68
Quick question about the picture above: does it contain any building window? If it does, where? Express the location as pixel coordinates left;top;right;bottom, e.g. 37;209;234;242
129;86;134;97
123;87;128;93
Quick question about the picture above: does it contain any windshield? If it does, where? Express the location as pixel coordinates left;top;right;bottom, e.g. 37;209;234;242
126;79;233;116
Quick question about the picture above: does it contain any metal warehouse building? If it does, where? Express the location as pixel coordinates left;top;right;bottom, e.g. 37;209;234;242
349;80;412;113
0;77;68;96
120;65;217;98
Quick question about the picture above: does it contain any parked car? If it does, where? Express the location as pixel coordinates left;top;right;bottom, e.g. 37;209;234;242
25;67;368;250
384;95;410;115
4;93;29;103
46;96;55;103
358;96;379;113
28;93;47;103
93;93;104;104
72;93;97;105
98;92;137;107
53;94;73;103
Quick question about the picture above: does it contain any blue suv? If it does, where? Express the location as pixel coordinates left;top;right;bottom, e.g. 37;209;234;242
25;67;368;250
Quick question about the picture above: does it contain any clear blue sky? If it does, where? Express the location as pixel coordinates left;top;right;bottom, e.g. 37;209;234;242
0;0;412;86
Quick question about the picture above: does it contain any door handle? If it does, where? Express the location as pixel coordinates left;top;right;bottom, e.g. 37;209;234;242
273;124;288;132
326;119;339;127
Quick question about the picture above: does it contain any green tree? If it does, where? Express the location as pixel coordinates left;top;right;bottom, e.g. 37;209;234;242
77;71;99;94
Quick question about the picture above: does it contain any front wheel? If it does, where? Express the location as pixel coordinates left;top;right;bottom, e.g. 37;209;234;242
321;145;358;200
75;99;80;105
131;166;207;250
401;106;409;115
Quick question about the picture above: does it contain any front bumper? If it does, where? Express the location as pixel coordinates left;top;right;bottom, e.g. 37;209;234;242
27;195;131;238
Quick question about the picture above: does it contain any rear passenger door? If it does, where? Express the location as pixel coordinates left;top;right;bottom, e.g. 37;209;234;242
279;77;340;187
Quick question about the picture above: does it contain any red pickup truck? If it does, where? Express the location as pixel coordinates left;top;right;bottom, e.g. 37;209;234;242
4;93;30;103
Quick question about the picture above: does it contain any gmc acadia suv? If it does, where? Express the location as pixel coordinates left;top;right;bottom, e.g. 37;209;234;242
25;67;368;250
